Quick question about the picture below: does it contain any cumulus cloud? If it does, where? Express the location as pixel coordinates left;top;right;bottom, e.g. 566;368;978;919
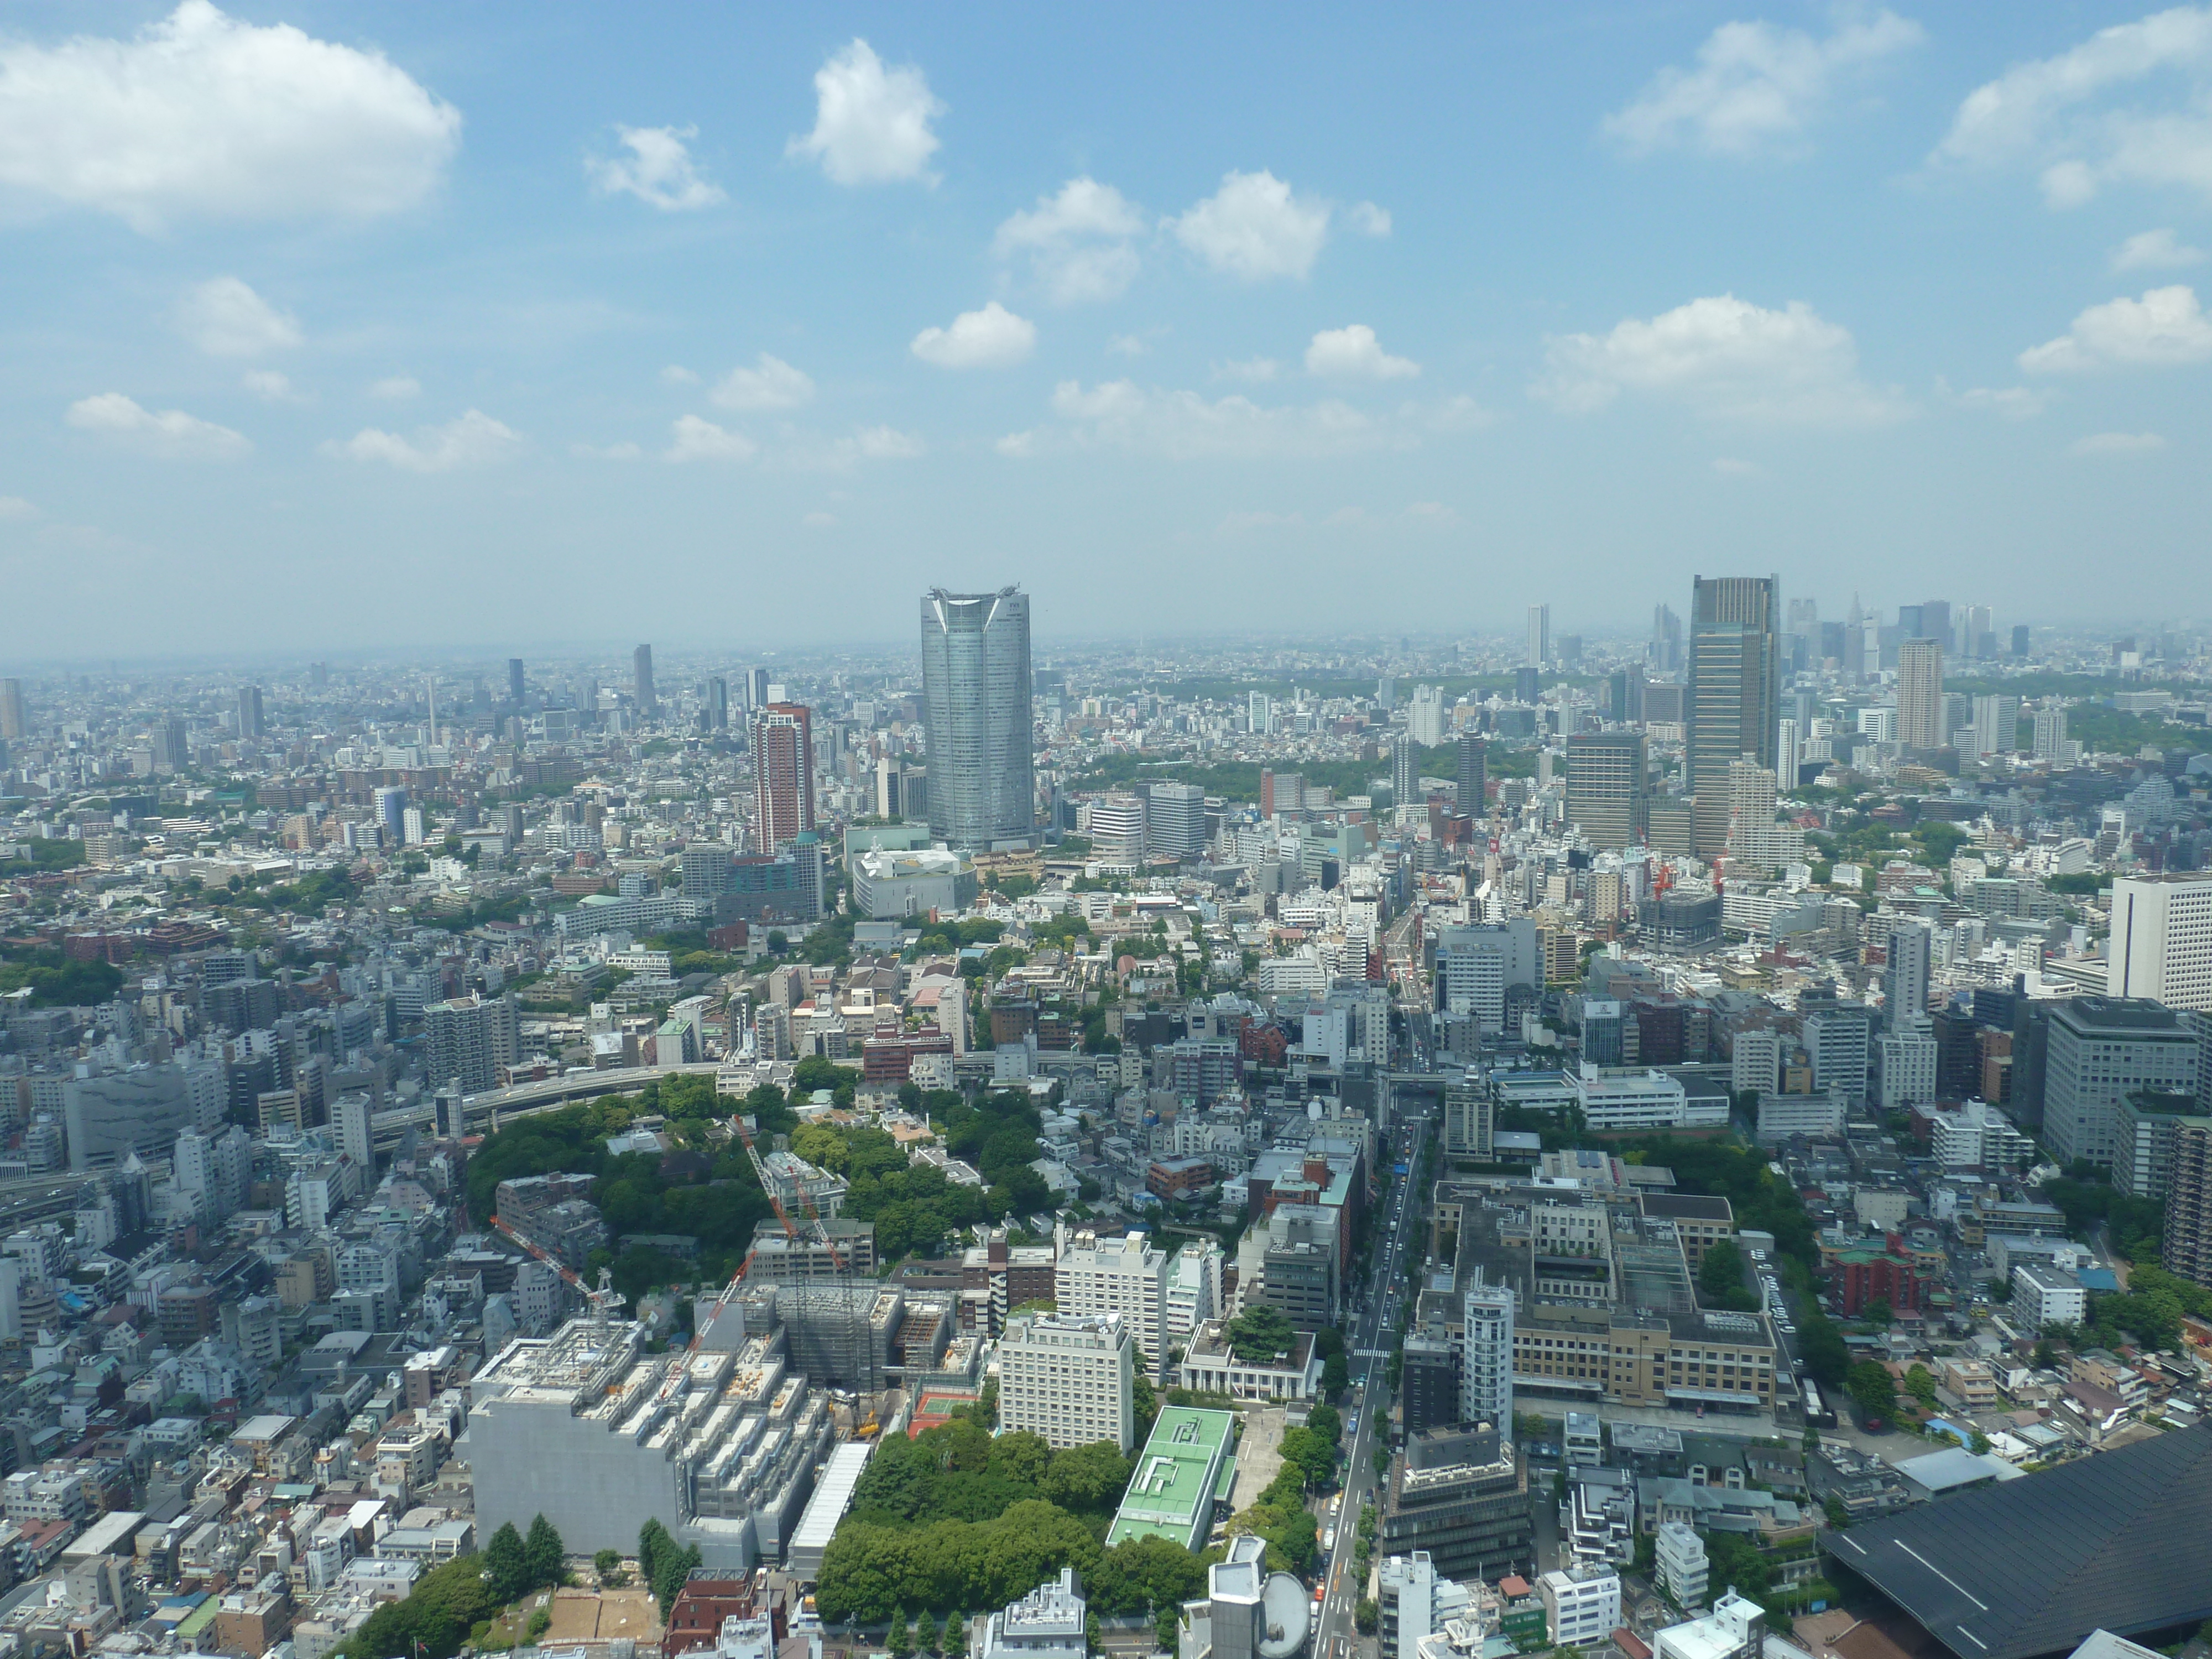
786;39;942;185
65;392;250;458
1532;293;1908;424
0;495;36;519
1949;383;2052;419
175;276;301;357
1349;201;1392;236
0;1;459;231
910;300;1035;368
1217;358;1282;383
854;425;924;459
993;176;1147;303
1306;324;1420;380
241;369;302;402
2114;227;2207;269
324;408;520;471
1168;170;1333;280
1934;7;2212;206
2019;284;2212;371
664;415;756;463
711;353;815;411
1042;378;1388;459
1604;11;1923;157
368;375;420;399
659;364;700;387
587;124;724;210
2071;429;2167;453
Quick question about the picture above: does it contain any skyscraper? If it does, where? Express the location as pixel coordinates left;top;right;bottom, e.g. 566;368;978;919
507;657;525;707
1527;603;1551;670
1651;604;1683;674
0;678;24;742
744;667;770;711
1970;693;2020;757
632;644;657;720
1897;638;1944;750
1885;921;1933;1028
750;703;816;850
1564;732;1646;850
1460;1270;1514;1430
237;684;265;739
707;676;730;731
2112;875;2212;1011
920;586;1036;851
1685;575;1780;858
1391;731;1419;809
1145;782;1206;863
1455;734;1488;816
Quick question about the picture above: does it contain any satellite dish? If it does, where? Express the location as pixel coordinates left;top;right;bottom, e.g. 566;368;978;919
1259;1572;1311;1658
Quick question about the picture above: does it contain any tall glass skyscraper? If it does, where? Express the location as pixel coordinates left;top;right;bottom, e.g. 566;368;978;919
921;586;1036;851
1686;575;1780;857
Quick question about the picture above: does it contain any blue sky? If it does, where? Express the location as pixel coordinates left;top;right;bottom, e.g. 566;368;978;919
2;2;2209;659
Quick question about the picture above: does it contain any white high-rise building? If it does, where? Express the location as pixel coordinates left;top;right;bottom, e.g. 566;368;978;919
1731;1028;1781;1097
174;1124;250;1222
1655;1521;1708;1610
2032;706;2069;760
1877;1019;1938;1110
1145;783;1207;864
2111;875;2212;1011
1885;921;1932;1027
1407;685;1448;747
1971;695;2021;757
1057;1230;1170;1381
1528;604;1551;669
335;1092;375;1175
1897;638;1944;750
1163;1239;1223;1356
937;980;969;1056
998;1311;1135;1451
1085;794;1147;866
1248;691;1274;736
1460;1270;1514;1430
1539;1569;1622;1650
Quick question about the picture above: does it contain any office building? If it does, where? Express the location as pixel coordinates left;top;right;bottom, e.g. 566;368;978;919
507;657;525;706
2032;706;2069;760
0;678;24;741
1538;1568;1621;1650
921;586;1036;851
424;994;520;1097
1456;734;1487;814
1056;1230;1171;1381
1408;684;1448;747
633;644;656;718
1877;1021;1939;1111
1106;1406;1234;1551
1655;1520;1708;1609
750;703;816;850
1145;782;1206;863
1652;604;1683;674
997;1311;1135;1451
1807;1004;1875;1100
1528;604;1551;669
1686;575;1780;857
1565;732;1646;850
1897;639;1944;750
1086;793;1147;864
1970;694;2020;757
2012;1261;2088;1328
1378;1425;1533;1584
1459;1270;1514;1429
1377;1552;1477;1659
373;785;408;846
2042;997;2199;1167
977;1567;1086;1659
2111;875;2212;1011
1392;732;1420;810
1653;1592;1766;1659
1885;922;1932;1027
237;684;265;739
707;676;730;731
2164;1120;2212;1290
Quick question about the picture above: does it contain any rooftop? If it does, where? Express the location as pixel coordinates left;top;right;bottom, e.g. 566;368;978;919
1107;1406;1234;1548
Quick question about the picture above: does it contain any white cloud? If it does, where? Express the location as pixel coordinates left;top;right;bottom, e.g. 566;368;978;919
910;300;1035;368
854;425;924;459
1044;378;1389;459
175;276;301;357
65;392;250;458
0;495;34;519
570;440;643;461
1604;11;1923;157
1107;333;1151;357
1935;8;2212;206
993;176;1147;303
2114;227;2208;269
802;510;839;529
659;364;700;386
786;39;942;186
2019;284;2212;371
2072;430;2167;453
710;353;815;411
1168;170;1333;280
995;430;1038;458
241;369;302;402
325;408;520;471
1950;383;2052;418
1306;324;1420;380
587;124;725;211
0;1;460;232
1533;293;1908;424
368;375;420;399
1349;201;1392;236
1217;357;1282;383
664;415;756;463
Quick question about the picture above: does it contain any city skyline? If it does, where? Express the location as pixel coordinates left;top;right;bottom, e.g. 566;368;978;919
3;4;2210;655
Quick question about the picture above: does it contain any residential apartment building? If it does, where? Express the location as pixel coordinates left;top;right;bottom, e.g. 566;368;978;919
1055;1230;1170;1382
997;1311;1135;1452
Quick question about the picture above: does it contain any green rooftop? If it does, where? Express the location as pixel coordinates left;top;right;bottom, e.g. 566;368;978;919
1107;1406;1237;1551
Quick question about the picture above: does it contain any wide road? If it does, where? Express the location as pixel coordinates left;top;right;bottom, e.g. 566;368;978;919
1311;1100;1432;1659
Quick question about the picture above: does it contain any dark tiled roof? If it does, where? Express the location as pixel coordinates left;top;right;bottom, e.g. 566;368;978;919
1823;1425;2212;1659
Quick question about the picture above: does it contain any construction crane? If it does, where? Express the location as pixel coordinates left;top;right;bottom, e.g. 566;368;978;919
491;1217;626;1321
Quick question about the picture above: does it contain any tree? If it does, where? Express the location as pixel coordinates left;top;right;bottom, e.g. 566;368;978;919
890;1608;913;1659
594;1548;622;1582
525;1514;565;1590
917;1610;939;1655
1969;1430;1992;1455
485;1521;528;1603
1903;1364;1937;1407
638;1519;672;1591
1041;1441;1134;1511
1086;1611;1103;1655
1846;1362;1896;1424
944;1610;966;1657
1823;1494;1850;1531
1355;1599;1380;1635
1697;1240;1758;1312
1865;1296;1894;1327
1222;1306;1298;1363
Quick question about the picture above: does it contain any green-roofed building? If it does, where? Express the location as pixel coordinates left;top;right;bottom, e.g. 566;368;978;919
1108;1406;1237;1551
